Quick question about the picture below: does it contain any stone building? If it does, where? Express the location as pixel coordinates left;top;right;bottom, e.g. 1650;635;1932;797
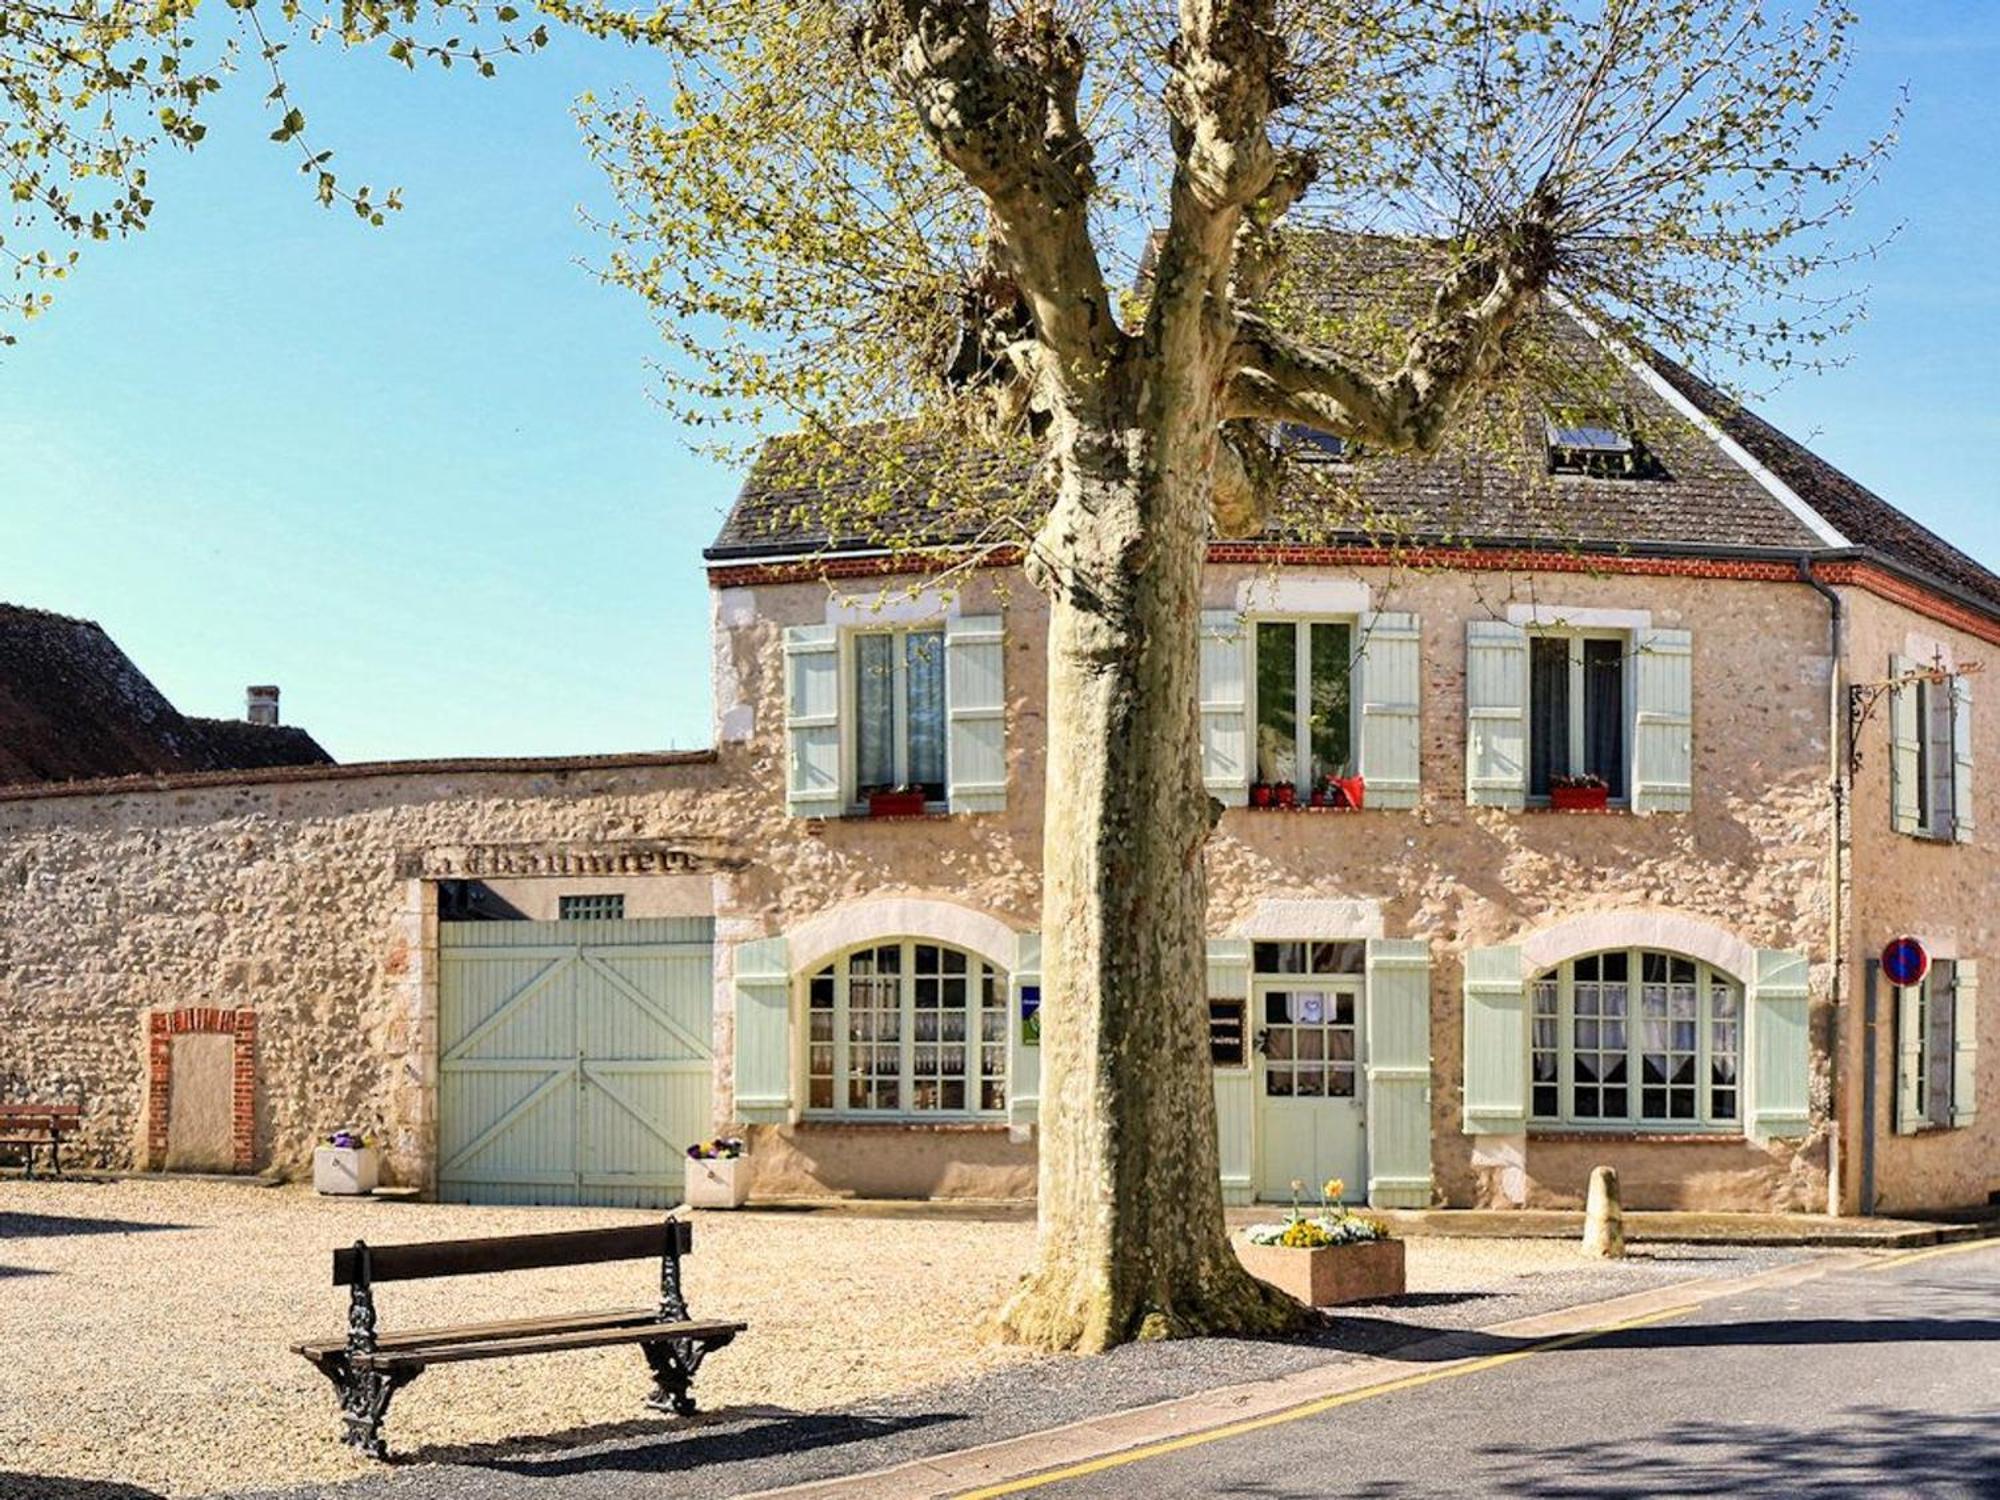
2;321;1993;1216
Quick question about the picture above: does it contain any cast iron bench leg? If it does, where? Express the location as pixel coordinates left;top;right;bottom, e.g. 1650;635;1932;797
315;1356;420;1458
641;1339;698;1416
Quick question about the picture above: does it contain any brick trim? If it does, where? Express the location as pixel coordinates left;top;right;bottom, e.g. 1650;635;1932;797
147;1007;257;1173
707;546;2000;649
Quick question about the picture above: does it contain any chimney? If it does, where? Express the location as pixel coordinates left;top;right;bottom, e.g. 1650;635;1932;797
245;685;281;726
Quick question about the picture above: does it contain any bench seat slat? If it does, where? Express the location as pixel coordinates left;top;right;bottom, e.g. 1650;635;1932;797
356;1317;744;1369
293;1306;663;1359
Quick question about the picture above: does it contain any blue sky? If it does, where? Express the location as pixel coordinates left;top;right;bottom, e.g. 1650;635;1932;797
3;7;1994;762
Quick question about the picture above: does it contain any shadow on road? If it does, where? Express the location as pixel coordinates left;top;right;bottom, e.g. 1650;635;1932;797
0;1474;164;1499
0;1211;191;1240
403;1405;965;1479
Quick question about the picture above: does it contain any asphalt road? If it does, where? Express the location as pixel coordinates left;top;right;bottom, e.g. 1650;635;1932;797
1016;1241;2000;1499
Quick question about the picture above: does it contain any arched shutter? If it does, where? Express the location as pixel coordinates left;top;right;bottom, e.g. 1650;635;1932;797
732;937;793;1124
1358;612;1422;809
1466;622;1529;809
1007;932;1041;1129
1365;939;1433;1207
1461;945;1526;1134
1633;628;1694;813
1749;949;1811;1140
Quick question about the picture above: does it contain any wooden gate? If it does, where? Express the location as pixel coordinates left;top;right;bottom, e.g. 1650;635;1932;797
437;917;714;1207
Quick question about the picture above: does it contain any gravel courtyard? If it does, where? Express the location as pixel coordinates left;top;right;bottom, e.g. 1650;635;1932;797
2;1178;1814;1499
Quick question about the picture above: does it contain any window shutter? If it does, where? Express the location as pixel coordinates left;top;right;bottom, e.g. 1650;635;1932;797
1209;939;1254;1205
1953;675;1975;843
1748;948;1811;1140
783;625;843;818
1365;938;1433;1208
946;614;1007;813
1358;612;1422;809
1889;655;1921;835
732;937;793;1124
1951;960;1980;1128
1632;628;1694;814
1008;932;1041;1129
1465;621;1529;809
1894;978;1925;1136
1461;945;1526;1134
1199;610;1250;806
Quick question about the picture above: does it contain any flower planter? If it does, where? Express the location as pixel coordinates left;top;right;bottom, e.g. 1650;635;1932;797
1550;784;1610;811
684;1156;749;1209
1275;782;1298;809
1234;1235;1405;1307
867;790;928;819
313;1145;380;1197
1250;782;1274;808
1328;775;1366;810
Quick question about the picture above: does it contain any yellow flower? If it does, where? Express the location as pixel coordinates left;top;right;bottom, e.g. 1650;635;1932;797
1323;1177;1344;1201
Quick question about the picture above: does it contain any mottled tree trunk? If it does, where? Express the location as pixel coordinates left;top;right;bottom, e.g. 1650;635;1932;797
998;384;1304;1352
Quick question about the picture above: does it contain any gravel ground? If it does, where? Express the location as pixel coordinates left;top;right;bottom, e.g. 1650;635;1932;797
1;1178;1821;1500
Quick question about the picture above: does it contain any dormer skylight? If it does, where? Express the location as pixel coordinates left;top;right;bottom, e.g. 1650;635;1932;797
1545;407;1667;480
1281;424;1352;463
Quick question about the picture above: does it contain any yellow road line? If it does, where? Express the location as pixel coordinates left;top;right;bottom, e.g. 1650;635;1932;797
1862;1234;2000;1272
953;1304;1690;1499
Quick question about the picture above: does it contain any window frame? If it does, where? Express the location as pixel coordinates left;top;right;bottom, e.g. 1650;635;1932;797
1528;948;1744;1133
847;625;948;811
558;893;626;921
1526;626;1631;806
800;939;1009;1122
1248;615;1361;795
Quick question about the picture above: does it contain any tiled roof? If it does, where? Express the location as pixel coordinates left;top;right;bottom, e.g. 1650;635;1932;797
0;603;334;786
706;234;2000;618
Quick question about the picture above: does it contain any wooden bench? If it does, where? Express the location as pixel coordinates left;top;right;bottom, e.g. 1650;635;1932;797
0;1103;80;1177
292;1218;743;1458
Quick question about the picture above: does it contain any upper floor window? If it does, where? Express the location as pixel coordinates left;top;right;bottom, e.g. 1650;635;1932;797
1890;656;1972;844
559;893;625;921
1916;675;1957;839
1254;619;1355;794
1530;949;1741;1129
1545;408;1667;481
1528;632;1626;802
854;627;946;803
805;941;1007;1116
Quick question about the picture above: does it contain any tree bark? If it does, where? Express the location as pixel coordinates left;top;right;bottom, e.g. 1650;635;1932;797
998;371;1304;1352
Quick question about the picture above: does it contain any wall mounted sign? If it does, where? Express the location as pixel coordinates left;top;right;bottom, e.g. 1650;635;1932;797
1020;985;1042;1046
1881;935;1930;988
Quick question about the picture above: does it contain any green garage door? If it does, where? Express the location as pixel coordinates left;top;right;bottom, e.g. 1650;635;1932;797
437;917;714;1207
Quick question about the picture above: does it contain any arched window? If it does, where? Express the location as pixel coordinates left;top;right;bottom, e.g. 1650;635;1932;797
804;942;1008;1117
1529;950;1742;1128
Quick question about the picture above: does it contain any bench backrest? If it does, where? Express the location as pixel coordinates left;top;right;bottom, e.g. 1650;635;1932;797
333;1217;693;1286
0;1105;81;1128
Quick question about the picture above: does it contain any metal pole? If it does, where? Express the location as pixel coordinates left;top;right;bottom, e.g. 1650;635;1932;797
1861;959;1879;1216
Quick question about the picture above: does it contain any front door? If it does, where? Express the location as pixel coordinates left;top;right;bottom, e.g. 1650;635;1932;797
1255;977;1366;1203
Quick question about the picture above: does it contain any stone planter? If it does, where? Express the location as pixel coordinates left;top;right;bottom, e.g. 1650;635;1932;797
684;1156;749;1209
312;1145;380;1197
1234;1235;1406;1307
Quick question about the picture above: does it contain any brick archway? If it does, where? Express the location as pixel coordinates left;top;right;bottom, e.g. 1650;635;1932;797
147;1007;257;1173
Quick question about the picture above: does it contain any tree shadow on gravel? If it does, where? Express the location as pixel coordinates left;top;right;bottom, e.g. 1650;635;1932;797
403;1406;964;1479
0;1211;191;1239
0;1474;165;1499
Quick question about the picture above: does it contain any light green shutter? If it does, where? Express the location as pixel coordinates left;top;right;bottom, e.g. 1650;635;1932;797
1461;945;1526;1133
1358;612;1422;809
732;937;793;1124
946;614;1007;813
1633;628;1694;813
1952;675;1974;843
1209;939;1254;1204
1953;959;1979;1128
1748;948;1811;1140
1365;939;1433;1208
1008;931;1041;1128
1466;621;1529;809
784;625;843;818
1895;978;1924;1135
1200;610;1250;805
1890;655;1921;835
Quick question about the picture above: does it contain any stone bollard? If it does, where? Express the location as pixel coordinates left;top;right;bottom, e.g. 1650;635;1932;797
1582;1165;1625;1259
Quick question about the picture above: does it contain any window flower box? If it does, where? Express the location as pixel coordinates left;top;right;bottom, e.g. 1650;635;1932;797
1550;774;1610;811
1325;775;1365;810
867;788;929;819
313;1131;379;1196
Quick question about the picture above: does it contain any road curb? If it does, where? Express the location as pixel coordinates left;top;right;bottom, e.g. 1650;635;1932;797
744;1247;1910;1500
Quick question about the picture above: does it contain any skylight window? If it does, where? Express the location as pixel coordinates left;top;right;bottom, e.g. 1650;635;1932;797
1281;424;1352;463
1545;408;1666;480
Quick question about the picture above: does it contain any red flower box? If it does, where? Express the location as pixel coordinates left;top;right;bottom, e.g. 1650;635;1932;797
1275;782;1298;809
1550;783;1610;811
867;790;929;818
1327;775;1366;810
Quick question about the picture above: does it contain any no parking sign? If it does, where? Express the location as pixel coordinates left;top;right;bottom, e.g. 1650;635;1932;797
1881;935;1929;988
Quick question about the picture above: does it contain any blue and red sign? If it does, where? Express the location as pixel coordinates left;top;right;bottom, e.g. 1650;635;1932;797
1881;936;1930;988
